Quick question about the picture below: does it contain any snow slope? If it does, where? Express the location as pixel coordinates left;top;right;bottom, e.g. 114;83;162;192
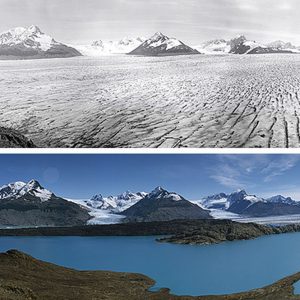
74;37;145;56
0;25;81;59
0;180;53;202
0;25;59;51
193;39;230;54
129;32;200;56
67;190;147;224
194;36;300;55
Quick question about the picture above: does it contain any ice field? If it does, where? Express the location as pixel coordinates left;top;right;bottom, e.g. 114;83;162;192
1;54;300;148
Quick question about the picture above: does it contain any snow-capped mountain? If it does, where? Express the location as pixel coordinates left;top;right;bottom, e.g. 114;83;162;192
266;40;300;52
74;37;145;56
121;186;211;222
193;39;230;54
194;35;300;55
0;180;91;226
193;36;261;55
86;190;148;212
199;190;263;211
199;193;229;209
227;35;262;54
0;179;53;202
66;190;148;225
129;32;200;56
0;25;57;50
226;190;264;213
0;25;81;59
265;195;295;205
200;190;300;217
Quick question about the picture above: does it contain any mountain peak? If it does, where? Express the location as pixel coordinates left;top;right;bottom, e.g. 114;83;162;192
91;40;104;47
0;25;81;59
233;189;247;195
151;32;167;39
121;188;211;222
266;195;295;205
232;35;247;41
149;186;166;196
129;32;199;56
27;25;42;34
90;194;103;201
0;179;53;202
27;179;41;187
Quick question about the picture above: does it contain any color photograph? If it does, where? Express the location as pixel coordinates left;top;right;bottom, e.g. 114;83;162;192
0;154;300;299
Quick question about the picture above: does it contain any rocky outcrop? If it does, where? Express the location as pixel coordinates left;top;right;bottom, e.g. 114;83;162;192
0;127;36;148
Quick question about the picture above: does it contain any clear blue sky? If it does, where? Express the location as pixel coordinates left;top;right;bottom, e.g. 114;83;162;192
1;154;300;200
0;0;300;45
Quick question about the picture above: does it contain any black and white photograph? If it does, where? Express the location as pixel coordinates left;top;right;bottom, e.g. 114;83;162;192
1;0;300;148
3;1;300;300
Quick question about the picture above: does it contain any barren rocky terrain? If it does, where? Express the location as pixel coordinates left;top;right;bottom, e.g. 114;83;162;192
1;54;300;148
0;127;35;148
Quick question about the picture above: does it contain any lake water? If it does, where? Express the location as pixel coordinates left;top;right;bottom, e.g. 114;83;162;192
1;233;300;296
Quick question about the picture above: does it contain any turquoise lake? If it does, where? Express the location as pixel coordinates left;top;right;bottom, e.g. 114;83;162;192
1;233;300;296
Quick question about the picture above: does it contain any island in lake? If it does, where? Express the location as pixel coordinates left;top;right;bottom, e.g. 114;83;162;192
1;155;300;298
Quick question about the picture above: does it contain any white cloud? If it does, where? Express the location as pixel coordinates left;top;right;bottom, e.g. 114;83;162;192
209;155;300;191
210;174;245;190
261;156;300;182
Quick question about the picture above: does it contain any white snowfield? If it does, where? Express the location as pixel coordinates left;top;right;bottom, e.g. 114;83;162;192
194;37;300;55
73;37;145;56
210;209;300;226
68;197;300;225
2;54;300;148
66;198;126;224
0;180;52;202
66;191;147;224
0;25;59;51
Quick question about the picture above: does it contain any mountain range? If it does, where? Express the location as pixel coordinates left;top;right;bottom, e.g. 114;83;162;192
199;190;300;217
86;188;300;219
1;180;300;227
1;25;300;59
75;37;145;56
81;190;148;212
0;25;81;59
195;35;300;55
0;180;90;226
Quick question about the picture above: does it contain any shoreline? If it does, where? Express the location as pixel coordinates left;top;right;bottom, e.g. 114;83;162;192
0;249;299;299
1;219;300;246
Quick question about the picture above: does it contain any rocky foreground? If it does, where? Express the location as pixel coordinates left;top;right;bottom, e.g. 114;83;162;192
0;250;299;300
1;219;300;246
0;127;36;148
156;220;300;245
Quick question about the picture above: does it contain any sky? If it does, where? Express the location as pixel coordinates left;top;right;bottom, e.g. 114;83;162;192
0;0;300;45
1;154;300;201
